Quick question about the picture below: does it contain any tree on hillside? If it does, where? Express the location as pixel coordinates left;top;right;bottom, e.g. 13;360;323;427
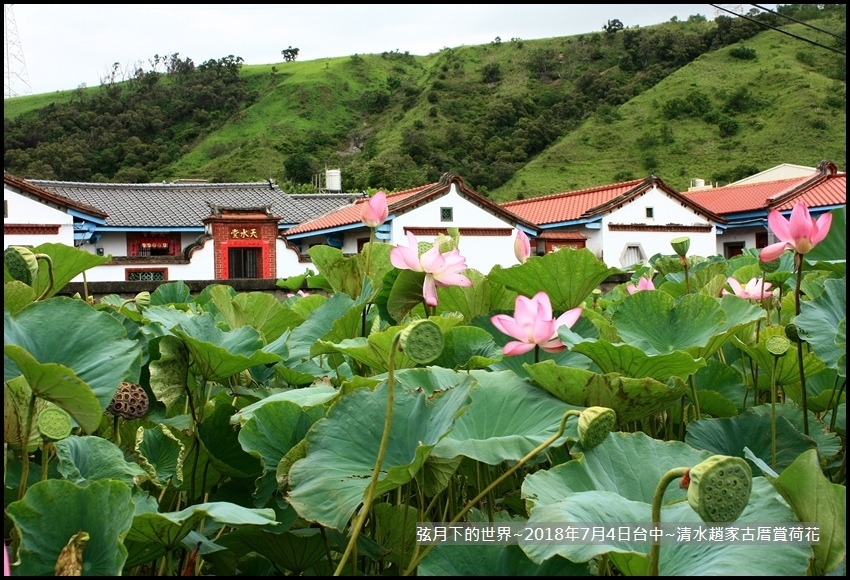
281;46;300;62
603;19;624;34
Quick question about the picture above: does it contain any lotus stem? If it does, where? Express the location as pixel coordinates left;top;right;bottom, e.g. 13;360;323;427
34;253;55;301
18;394;37;500
335;332;402;576
649;467;689;576
793;252;809;435
688;376;701;421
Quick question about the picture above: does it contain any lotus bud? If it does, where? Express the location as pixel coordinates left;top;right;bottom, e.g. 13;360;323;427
36;406;74;441
399;319;444;364
686;455;752;523
670;236;690;258
134;291;151;309
784;323;803;344
577;406;616;449
766;335;791;357
107;382;150;420
4;245;39;285
759;257;781;273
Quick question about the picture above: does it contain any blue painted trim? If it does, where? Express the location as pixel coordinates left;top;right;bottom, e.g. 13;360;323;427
94;226;204;232
68;209;108;225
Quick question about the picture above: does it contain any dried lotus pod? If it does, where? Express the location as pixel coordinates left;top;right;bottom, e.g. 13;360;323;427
37;406;74;441
687;455;752;523
107;382;150;420
399;320;444;364
577;406;616;449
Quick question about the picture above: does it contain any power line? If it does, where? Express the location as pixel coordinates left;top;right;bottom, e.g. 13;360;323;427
751;4;846;42
709;4;846;56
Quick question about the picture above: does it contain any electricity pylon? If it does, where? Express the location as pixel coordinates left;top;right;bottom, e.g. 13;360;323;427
5;4;32;98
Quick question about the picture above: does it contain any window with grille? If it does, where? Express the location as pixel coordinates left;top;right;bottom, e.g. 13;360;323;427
126;268;167;281
645;207;654;219
229;247;260;279
440;207;453;222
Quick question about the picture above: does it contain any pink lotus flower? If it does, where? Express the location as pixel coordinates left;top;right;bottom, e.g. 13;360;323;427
626;277;655;295
491;291;583;355
722;277;774;300
760;201;832;262
360;191;388;228
514;229;531;264
390;232;472;306
4;542;9;576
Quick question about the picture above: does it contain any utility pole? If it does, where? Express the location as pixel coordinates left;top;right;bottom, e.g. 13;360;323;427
5;4;32;98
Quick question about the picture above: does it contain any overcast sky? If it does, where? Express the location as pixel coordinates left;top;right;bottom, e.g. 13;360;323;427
8;4;714;96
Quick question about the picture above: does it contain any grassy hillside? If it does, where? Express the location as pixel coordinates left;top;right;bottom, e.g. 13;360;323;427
4;8;845;200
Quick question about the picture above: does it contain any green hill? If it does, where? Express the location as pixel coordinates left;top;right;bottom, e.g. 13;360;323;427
3;6;845;201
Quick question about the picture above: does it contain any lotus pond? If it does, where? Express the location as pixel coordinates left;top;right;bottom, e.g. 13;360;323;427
3;205;846;576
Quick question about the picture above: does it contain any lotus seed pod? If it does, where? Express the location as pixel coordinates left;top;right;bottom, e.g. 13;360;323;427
784;323;803;344
4;245;39;285
134;291;151;309
766;335;791;357
670;237;691;257
759;258;781;273
107;382;150;420
687;455;752;523
577;406;616;449
37;406;74;441
399;320;444;364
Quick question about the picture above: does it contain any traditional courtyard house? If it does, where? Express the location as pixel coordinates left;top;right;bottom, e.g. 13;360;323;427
501;175;726;268
282;172;538;275
4;172;109;248
15;176;359;282
685;160;846;258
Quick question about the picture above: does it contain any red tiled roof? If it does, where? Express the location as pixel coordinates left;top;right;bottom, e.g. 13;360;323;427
686;161;845;214
501;176;725;225
283;173;535;236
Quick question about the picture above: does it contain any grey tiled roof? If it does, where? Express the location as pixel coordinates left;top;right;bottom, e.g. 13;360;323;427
28;180;361;228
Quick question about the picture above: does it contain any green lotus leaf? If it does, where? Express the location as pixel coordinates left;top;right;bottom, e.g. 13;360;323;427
570;339;706;380
6;479;135;576
418;455;463;497
805;368;847;413
309;243;392;300
288;378;473;530
4;298;140;432
4;375;50;453
372;503;419;571
150;280;192;305
525;361;687;424
28;243;111;300
748;401;841;460
758;449;846;575
135;423;186;487
434;268;518;321
733;325;828;404
391;367;471;396
4;279;36;314
419;544;591;576
170;313;282;382
125;501;277;550
614;292;763;357
794;277;845;378
233;292;308;342
432;370;581;463
148;335;189;413
197;397;263;479
286;292;356;362
520;483;810;575
523;432;710;509
692;359;747;414
520;432;809;575
53;435;149;485
238;400;326;472
429;326;503;370
216;527;326;574
230;385;338;425
488;247;621;312
804;205;846;273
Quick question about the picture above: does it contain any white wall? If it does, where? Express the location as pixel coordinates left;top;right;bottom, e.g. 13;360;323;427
277;240;318;278
600;186;716;267
389;184;520;273
3;187;76;247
